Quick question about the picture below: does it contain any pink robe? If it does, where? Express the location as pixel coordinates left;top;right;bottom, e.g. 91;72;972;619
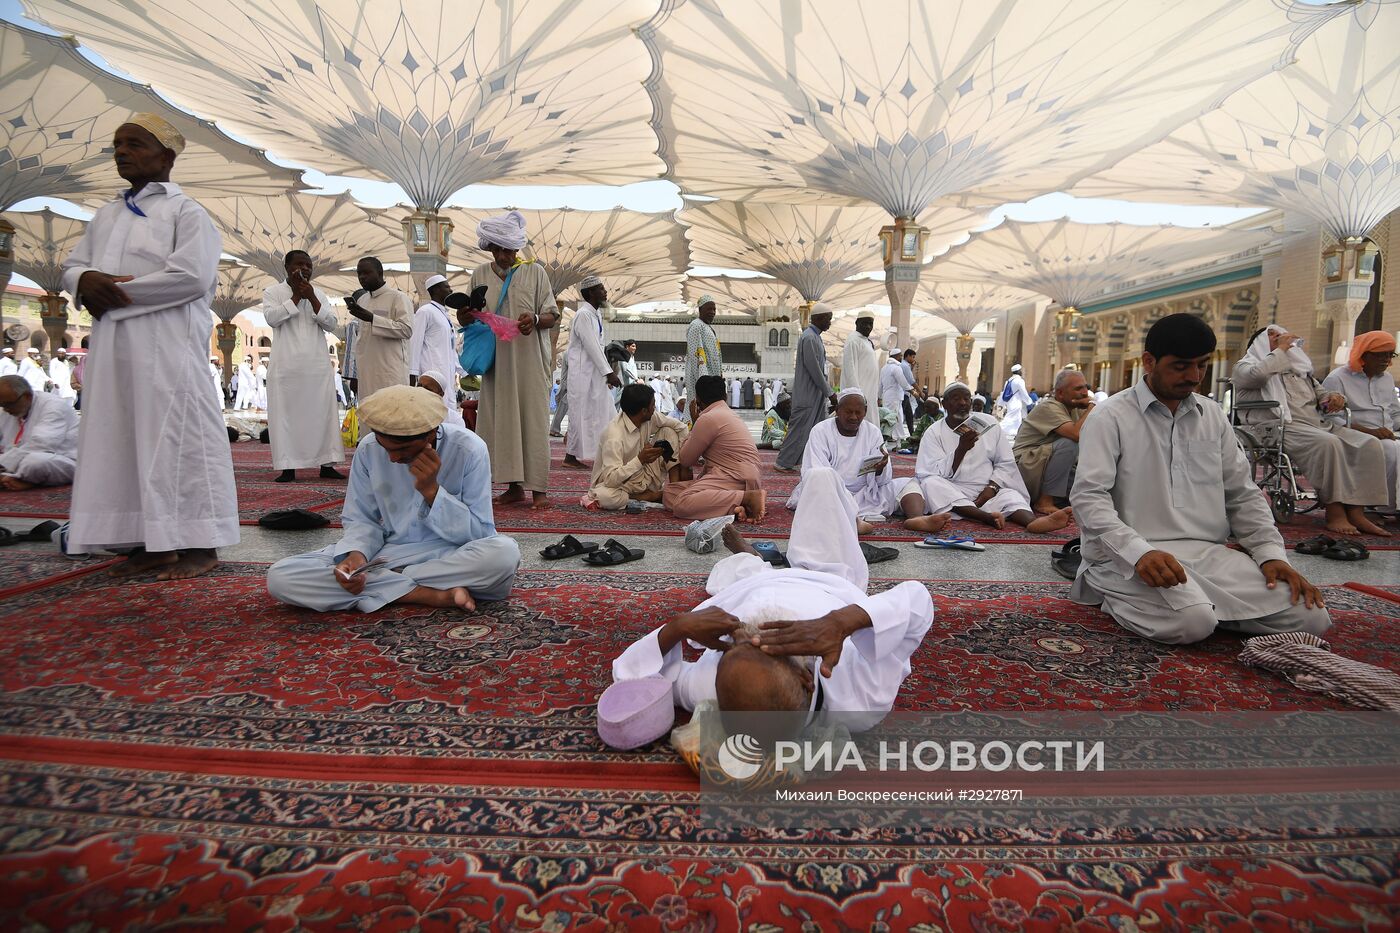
663;401;762;519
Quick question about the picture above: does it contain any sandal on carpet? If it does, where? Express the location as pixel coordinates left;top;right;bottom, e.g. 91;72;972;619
914;534;986;552
540;535;599;560
752;541;789;567
1294;535;1335;556
0;527;14;547
1050;537;1082;580
582;538;645;566
0;521;57;547
859;541;899;564
1321;539;1369;562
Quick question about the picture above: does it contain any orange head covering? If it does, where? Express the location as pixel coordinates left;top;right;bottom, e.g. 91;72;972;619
1349;330;1397;372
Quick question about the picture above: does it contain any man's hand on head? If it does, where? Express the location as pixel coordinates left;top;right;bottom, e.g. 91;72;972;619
77;271;133;315
663;606;742;652
1260;559;1326;609
408;446;441;504
758;605;871;678
1135;550;1187;588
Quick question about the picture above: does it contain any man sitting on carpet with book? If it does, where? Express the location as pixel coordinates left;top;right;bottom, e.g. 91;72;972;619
1071;313;1331;645
606;466;933;744
267;385;520;613
584;382;690;510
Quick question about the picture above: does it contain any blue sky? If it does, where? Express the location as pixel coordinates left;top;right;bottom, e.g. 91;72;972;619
4;0;1264;289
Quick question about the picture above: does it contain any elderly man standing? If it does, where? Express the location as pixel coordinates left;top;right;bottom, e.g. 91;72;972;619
345;256;414;399
775;303;837;473
268;385;520;612
0;374;78;489
265;249;345;483
1073;313;1330;645
409;273;464;428
1322;331;1399;515
1014;367;1096;515
664;375;766;522
685;295;723;414
585;383;689;510
842;313;882;426
47;348;75;403
564;275;620;468
60;113;236;579
463;210;558;510
19;349;48;394
916;383;1073;535
1235;324;1388;537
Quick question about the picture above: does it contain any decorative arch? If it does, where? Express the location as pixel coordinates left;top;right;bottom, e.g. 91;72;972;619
1009;322;1024;368
779;330;790;347
1223;288;1258;356
768;328;779;347
30;330;47;351
258;336;272;348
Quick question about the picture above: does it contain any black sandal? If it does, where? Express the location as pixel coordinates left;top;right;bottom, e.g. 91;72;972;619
540;535;599;560
859;541;899;565
1051;537;1082;581
1321;539;1369;562
1294;535;1334;556
582;538;645;566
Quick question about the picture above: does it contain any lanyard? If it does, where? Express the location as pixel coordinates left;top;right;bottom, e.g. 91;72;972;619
122;191;147;217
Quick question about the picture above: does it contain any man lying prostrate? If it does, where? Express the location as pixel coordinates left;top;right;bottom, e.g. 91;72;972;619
1071;313;1331;645
915;382;1074;534
612;466;933;734
786;388;950;535
267;385;520;613
0;374;78;490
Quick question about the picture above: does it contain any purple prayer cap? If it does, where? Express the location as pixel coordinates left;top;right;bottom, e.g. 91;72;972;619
597;675;675;749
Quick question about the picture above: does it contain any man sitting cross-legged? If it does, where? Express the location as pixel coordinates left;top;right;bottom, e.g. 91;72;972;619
915;382;1074;534
1013;366;1096;515
0;374;78;490
1071;313;1330;645
267;385;521;613
585;382;690;510
663;374;766;522
786;387;950;536
612;466;933;733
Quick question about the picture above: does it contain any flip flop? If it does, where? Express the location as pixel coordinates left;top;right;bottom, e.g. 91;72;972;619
582;538;646;566
859;541;899;564
1320;539;1369;562
540;534;599;560
914;534;986;552
1294;535;1334;556
752;541;789;567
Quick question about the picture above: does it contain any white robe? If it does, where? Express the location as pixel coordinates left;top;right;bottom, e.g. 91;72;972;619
565;300;613;461
729;378;742;408
650;376;674;414
19;358;46;393
842;333;882;425
0;356;16;377
59;179;237;552
763;385;776;410
254;363;268;409
264;280;344;470
915;416;1032;517
409;299;464;427
48;358;75;399
786;417;917;518
209;362;224;408
0;388;78;485
879;360;913;441
235;362;256;409
999;374;1032;439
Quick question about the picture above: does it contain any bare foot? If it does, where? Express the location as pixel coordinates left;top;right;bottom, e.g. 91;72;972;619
1026;508;1074;534
773;465;799;474
1353;515;1392;537
496;485;527;506
529;491;550;510
399;584;476;610
1326;519;1360;536
739;489;766;523
856;519;875;535
157;549;219;581
0;476;36;491
110;549;180;577
722;522;758;556
1032;496;1058;516
562;455;588;469
904;513;951;535
986;511;1006;529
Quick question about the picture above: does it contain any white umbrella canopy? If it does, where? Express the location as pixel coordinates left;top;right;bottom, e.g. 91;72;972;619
822;308;957;366
203;192;404;278
915;281;1041;335
1074;1;1400;239
640;0;1343;219
0;22;303;210
680;274;888;317
210;262;271;323
5;208;87;294
24;0;664;210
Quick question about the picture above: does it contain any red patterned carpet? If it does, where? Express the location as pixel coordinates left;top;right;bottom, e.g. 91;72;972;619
1;566;1397;928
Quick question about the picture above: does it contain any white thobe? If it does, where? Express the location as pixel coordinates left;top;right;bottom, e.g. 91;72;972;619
565;300;613;461
352;286;415;399
786;417;917;518
650;376;674;415
59;180;237;552
879;361;913;441
915;417;1032;517
1000;375;1032;439
763;386;776;410
254;363;268;409
266;425;521;612
19;358;46;393
612;467;933;734
1323;365;1400;509
264;281;345;470
773;379;784;399
729;378;742;408
48;358;75;399
409;299;464;426
0;389;78;485
235;362;256;409
842;334;881;425
209;362;223;408
0;357;16;377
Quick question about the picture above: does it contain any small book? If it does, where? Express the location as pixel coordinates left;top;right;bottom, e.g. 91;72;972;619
857;454;886;476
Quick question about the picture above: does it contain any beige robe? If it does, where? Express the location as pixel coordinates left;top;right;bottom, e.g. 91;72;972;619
1012;398;1084;499
587;409;689;509
352;285;414;399
469;260;556;491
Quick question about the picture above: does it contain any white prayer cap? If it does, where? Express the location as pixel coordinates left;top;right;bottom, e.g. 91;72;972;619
476;210;528;250
417;369;448;395
810;301;834;318
124;112;185;154
358;385;446;436
1;348;12;354
855;312;874;321
697;294;716;308
836;387;866;403
27;348;39;355
424;274;448;290
889;348;903;357
1011;363;1022;373
943;381;972;396
578;274;603;291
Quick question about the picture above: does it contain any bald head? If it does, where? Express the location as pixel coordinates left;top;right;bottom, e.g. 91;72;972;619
0;374;34;418
716;645;811;743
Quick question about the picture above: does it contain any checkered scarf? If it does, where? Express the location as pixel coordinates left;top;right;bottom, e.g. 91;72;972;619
1240;632;1400;712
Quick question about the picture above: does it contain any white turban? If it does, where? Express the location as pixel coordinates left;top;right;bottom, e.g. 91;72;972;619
125;112;185;154
476;210;528;250
836;387;866;403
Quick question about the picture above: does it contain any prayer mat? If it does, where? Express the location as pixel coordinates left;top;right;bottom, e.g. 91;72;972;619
0;484;72;520
0;546;116;599
1;569;1396;928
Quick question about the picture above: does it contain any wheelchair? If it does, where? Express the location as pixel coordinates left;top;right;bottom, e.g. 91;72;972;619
1229;390;1347;524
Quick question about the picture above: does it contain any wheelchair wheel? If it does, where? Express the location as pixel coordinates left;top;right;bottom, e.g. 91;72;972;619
1270;487;1295;524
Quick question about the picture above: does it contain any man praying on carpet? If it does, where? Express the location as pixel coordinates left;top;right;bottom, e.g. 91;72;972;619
1013;366;1096;515
612;466;933;733
345;256;414;398
1322;331;1399;516
463;210;558;510
264;249;346;483
267;385;521;613
563;274;619;468
0;374;78;489
915;383;1073;535
1234;323;1389;537
663;375;766;522
786;388;951;536
1071;313;1331;645
585;383;690;511
59;113;237;580
775;303;837;473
